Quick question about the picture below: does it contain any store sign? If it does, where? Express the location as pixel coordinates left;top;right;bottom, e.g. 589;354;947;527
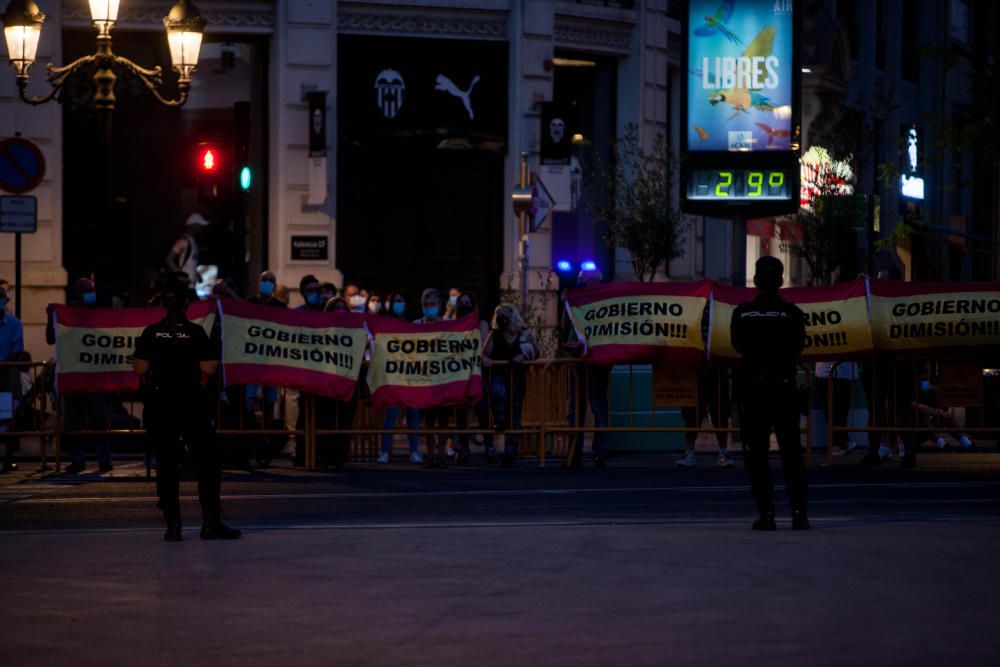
900;127;924;200
339;36;508;151
291;236;329;261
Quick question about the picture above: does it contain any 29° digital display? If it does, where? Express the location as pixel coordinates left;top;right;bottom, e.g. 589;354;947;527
686;168;794;201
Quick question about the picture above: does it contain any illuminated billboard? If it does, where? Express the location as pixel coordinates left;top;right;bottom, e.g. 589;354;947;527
686;0;795;153
681;0;800;217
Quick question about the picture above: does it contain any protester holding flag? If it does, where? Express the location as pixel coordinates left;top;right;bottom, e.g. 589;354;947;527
560;268;612;468
313;297;359;470
377;291;423;465
452;291;496;464
46;277;113;474
0;285;24;473
414;288;452;469
482;304;538;468
246;271;287;466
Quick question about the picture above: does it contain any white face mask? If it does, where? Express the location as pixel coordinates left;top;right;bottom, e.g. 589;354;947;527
368;301;380;314
349;295;365;308
449;295;458;306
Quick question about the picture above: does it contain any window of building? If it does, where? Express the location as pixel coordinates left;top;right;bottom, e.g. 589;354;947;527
901;0;920;83
950;0;970;44
836;0;859;61
875;0;886;71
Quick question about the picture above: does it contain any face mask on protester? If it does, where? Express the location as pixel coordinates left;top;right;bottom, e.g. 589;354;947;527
305;292;321;306
423;305;439;319
259;280;276;296
349;295;365;309
320;291;334;303
920;380;931;393
368;301;381;314
392;302;406;316
449;295;458;307
82;292;97;305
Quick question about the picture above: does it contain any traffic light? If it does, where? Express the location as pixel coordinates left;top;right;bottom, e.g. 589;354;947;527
197;144;220;175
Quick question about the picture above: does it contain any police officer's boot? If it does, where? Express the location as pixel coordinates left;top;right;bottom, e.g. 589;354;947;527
163;510;183;542
200;510;242;540
752;512;777;531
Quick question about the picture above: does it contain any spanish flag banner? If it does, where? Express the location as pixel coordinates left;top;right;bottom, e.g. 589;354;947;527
710;280;873;361
367;313;483;411
53;301;217;394
219;300;367;400
564;281;711;365
870;280;1000;352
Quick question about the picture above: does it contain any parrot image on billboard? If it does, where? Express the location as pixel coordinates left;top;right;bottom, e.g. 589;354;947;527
687;0;795;153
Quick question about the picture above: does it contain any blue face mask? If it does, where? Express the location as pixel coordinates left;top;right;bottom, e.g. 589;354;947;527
82;292;97;305
392;302;406;316
305;292;320;306
259;281;275;296
423;306;439;319
920;380;931;393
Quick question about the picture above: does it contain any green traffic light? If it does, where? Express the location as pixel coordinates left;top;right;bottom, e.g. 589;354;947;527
239;166;252;191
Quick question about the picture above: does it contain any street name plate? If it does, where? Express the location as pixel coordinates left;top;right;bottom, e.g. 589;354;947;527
291;235;328;261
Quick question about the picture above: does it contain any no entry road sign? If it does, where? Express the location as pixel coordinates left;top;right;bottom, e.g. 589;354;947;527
0;137;46;194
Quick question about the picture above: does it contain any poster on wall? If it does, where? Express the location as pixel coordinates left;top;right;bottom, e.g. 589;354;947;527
686;0;796;153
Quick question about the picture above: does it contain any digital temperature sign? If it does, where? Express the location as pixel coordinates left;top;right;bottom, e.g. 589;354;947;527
686;167;797;202
681;0;801;217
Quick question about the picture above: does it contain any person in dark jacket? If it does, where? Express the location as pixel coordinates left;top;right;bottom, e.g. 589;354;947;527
133;273;240;542
730;256;809;531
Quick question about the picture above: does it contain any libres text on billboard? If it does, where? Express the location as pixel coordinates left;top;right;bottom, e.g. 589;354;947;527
687;0;795;153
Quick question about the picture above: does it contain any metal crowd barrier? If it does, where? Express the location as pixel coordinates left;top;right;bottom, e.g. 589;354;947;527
2;356;995;474
826;357;1000;466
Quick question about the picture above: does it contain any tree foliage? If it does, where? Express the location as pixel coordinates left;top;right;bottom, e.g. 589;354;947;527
589;124;689;282
780;157;867;285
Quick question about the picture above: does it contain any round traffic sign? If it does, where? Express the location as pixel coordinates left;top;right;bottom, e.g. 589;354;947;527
0;137;46;195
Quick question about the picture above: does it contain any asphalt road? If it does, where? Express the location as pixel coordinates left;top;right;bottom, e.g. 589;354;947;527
3;452;1000;666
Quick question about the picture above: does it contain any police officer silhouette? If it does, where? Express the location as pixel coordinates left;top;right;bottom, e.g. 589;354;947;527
133;272;240;542
731;256;810;531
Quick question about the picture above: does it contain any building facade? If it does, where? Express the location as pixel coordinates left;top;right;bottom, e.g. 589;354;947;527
1;0;996;356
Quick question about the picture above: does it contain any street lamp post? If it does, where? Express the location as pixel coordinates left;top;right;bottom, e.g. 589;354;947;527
1;0;206;300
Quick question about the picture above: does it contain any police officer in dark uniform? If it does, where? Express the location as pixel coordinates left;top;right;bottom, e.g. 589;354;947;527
731;256;810;531
133;273;241;542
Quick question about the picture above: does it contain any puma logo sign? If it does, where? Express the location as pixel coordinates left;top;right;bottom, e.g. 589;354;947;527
435;74;480;119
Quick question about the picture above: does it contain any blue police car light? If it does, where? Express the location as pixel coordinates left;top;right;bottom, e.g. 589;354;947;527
239;166;252;191
581;260;597;272
556;260;572;272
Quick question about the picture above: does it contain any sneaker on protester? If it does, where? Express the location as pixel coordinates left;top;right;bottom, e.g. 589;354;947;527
878;444;893;461
676;451;697;468
959;436;976;451
409;451;424;464
377;452;390;464
936;437;948;450
717;453;735;468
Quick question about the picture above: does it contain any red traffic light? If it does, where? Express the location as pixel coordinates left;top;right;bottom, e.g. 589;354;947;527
199;147;219;173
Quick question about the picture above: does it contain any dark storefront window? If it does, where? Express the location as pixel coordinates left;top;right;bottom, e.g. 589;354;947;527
837;0;859;61
337;36;508;310
901;1;920;83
